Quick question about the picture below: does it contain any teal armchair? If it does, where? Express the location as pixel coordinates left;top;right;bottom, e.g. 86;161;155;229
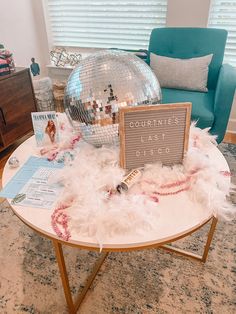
148;28;236;143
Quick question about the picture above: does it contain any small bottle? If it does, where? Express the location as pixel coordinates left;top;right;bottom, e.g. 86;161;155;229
117;169;142;193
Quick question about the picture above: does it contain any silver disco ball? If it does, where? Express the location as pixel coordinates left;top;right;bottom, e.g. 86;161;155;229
64;50;161;147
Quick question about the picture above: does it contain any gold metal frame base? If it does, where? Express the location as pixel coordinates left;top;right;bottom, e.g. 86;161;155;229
53;216;218;313
160;216;218;262
53;240;108;314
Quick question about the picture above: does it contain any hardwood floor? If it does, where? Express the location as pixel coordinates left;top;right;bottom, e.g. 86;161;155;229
223;132;236;144
0;132;33;179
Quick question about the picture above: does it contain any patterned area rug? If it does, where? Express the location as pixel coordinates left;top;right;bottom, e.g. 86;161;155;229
0;143;235;314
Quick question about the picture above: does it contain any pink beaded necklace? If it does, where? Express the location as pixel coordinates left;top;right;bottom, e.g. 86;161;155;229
51;204;71;241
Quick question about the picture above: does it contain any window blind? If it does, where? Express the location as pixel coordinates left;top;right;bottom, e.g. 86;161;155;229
208;0;236;67
46;0;167;50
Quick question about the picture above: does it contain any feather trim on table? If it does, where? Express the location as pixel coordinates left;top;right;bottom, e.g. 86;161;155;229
46;119;235;246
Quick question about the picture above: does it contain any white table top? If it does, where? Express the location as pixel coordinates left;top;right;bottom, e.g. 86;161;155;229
2;136;230;251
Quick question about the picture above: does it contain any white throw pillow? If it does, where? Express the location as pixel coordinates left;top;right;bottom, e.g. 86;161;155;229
150;53;213;92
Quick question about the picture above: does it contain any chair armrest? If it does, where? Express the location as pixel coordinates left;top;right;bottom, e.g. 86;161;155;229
211;64;236;143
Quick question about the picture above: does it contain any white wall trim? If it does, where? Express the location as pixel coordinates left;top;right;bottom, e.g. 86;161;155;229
227;118;236;134
42;0;53;50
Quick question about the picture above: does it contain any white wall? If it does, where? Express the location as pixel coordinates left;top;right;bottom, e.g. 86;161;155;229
227;93;236;133
0;0;49;76
166;0;211;27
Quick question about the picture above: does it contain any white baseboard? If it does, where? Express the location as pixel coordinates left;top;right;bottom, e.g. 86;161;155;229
227;118;236;134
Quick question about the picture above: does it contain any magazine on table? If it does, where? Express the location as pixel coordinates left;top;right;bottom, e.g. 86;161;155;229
31;111;59;147
0;156;64;209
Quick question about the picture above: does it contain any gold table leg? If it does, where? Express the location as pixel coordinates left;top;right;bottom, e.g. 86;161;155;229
160;216;218;263
53;216;217;312
53;240;108;313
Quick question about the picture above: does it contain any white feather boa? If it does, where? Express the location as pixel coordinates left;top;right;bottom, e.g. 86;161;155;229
49;121;235;246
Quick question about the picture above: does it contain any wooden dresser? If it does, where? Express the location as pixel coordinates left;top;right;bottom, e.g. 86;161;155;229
0;68;36;151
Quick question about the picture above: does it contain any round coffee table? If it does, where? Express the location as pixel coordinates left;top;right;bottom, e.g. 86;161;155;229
2;136;230;314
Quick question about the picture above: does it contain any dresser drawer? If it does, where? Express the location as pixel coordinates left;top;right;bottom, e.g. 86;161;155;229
0;69;36;148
